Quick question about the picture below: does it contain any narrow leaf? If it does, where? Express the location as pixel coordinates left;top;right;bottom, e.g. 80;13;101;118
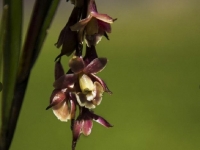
17;0;61;83
0;0;22;149
0;5;8;100
0;5;8;76
0;1;61;150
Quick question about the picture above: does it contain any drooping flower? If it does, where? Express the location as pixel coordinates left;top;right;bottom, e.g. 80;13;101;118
46;60;77;122
46;88;70;122
48;1;115;149
71;57;110;108
53;56;111;109
55;6;82;60
72;108;112;150
70;0;116;46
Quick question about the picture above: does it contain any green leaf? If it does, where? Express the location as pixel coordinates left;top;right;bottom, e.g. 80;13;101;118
0;0;22;149
17;0;61;82
4;0;61;150
0;5;8;89
0;0;60;149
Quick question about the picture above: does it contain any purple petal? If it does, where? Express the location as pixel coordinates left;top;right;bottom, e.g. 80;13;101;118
46;89;66;110
82;119;93;136
98;20;111;33
69;57;85;73
53;74;76;89
54;60;65;80
89;74;112;94
70;16;92;31
92;114;113;128
88;0;98;12
91;12;114;24
83;58;107;74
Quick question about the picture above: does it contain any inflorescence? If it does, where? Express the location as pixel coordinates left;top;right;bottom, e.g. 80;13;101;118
46;0;116;149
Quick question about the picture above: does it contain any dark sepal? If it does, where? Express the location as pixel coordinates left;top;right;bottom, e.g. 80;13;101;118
83;57;107;74
53;74;76;89
69;56;85;73
54;59;65;80
46;89;66;110
92;113;113;128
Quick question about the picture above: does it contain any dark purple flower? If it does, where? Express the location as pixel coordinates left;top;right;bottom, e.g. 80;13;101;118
70;0;116;46
55;6;82;60
70;56;110;107
72;108;112;150
48;1;115;149
52;56;111;109
46;60;77;121
46;88;70;122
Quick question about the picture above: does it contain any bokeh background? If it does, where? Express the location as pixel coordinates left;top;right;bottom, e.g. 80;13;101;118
1;0;200;149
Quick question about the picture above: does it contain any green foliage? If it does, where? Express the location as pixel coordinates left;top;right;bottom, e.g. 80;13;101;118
0;1;60;150
0;1;22;149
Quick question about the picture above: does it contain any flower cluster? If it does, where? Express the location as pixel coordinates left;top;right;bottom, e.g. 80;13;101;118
47;0;116;149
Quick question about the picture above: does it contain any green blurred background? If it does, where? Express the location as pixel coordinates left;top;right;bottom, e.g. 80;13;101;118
1;0;200;149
